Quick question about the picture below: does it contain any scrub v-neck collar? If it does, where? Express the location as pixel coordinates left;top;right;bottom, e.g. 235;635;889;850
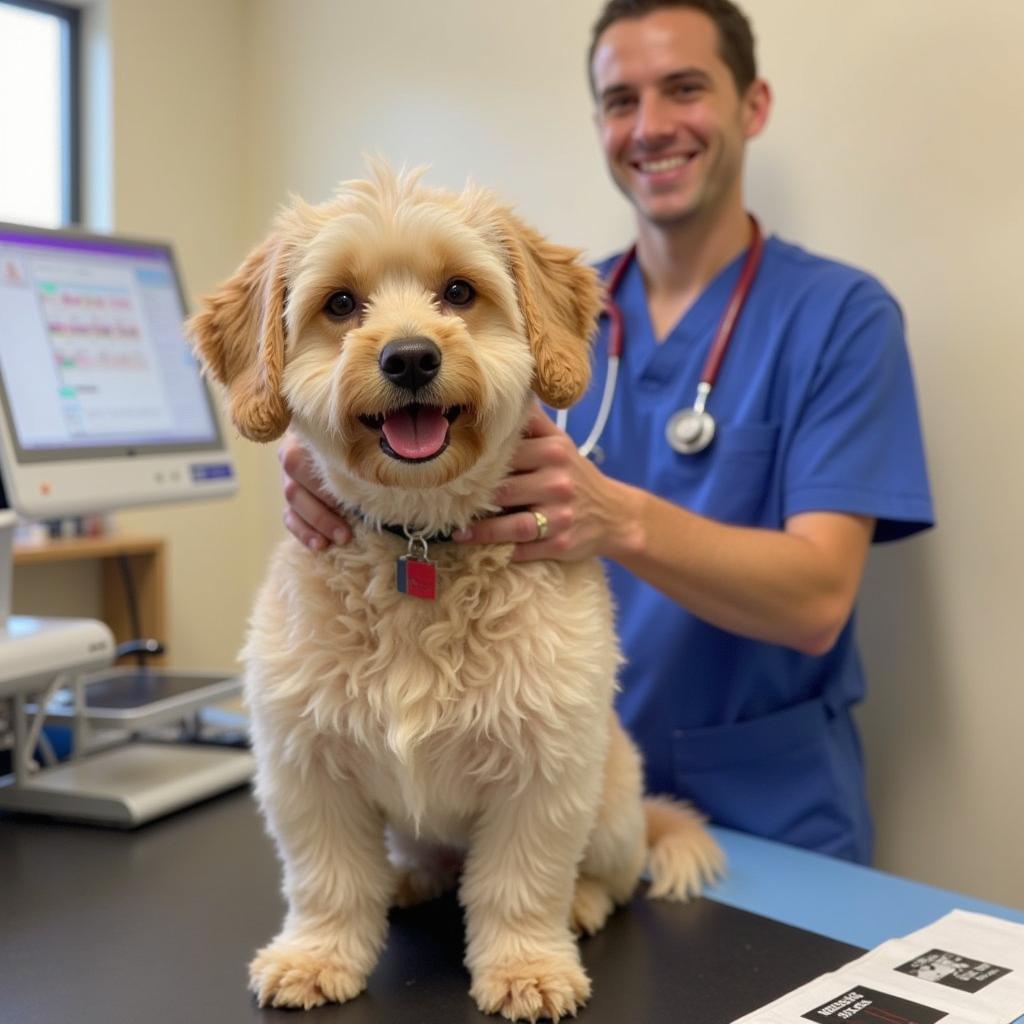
615;244;754;387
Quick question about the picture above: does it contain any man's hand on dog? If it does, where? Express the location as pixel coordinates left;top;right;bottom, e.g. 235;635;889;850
453;407;640;563
279;439;353;550
280;407;642;562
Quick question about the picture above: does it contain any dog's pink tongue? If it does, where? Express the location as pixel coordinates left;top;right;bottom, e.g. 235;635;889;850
381;406;449;459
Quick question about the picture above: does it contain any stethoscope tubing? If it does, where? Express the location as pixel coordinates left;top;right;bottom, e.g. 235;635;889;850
558;215;764;458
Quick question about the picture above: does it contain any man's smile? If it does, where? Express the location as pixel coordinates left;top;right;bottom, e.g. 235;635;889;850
632;153;696;174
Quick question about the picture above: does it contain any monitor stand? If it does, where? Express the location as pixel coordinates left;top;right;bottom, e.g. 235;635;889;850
0;510;254;827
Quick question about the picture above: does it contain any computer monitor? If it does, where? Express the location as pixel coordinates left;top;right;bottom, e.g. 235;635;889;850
0;221;235;519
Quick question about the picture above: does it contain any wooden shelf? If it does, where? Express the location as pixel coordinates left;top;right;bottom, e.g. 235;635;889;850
13;534;167;665
13;534;164;564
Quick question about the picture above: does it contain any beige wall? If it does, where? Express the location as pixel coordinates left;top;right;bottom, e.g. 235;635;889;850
742;0;1024;905
62;0;1022;904
83;0;279;671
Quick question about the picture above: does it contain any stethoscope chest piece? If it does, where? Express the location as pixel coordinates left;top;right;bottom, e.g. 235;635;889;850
666;408;716;455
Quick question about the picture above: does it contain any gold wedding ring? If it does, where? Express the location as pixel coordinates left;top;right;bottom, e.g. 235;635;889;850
532;509;549;541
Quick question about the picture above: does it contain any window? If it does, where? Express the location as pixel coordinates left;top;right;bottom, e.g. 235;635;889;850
0;0;80;227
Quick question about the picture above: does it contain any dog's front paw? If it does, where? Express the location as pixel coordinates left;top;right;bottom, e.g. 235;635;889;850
249;942;367;1009
471;955;591;1022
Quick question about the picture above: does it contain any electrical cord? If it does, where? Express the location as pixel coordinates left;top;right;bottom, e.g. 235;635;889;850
117;555;145;665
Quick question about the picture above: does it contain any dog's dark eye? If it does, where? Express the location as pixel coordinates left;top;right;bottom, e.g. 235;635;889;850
443;279;475;307
324;290;358;319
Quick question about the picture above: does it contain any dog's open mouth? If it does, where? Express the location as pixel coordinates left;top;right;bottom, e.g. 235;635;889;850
359;404;462;463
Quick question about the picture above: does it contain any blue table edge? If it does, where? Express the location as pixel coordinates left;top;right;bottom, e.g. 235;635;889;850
705;825;1024;950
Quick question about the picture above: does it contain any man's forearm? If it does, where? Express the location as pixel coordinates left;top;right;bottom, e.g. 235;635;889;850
603;479;874;655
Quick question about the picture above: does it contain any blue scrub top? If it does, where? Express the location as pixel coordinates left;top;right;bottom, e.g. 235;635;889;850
565;237;934;864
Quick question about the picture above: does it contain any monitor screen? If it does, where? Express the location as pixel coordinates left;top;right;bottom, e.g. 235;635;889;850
0;222;236;517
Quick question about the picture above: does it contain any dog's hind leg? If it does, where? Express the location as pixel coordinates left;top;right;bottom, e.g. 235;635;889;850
387;827;463;908
644;795;725;900
571;713;647;936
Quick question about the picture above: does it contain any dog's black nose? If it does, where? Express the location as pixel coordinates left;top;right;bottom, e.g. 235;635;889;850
379;336;442;392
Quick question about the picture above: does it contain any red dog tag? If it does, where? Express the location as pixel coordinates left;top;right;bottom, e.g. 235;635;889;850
396;554;437;600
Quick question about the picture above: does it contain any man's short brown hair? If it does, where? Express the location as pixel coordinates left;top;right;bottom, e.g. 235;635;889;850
588;0;758;97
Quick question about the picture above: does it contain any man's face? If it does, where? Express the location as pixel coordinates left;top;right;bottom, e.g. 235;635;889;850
591;8;765;228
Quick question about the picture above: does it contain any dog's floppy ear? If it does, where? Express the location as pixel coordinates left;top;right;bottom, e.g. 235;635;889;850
498;213;603;409
187;234;292;443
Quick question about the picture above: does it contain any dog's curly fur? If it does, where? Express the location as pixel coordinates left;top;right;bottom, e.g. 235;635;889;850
189;163;723;1021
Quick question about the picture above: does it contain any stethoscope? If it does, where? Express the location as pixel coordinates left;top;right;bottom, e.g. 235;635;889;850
557;214;764;459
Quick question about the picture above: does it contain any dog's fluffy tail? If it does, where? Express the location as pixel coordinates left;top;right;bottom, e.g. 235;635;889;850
644;796;726;900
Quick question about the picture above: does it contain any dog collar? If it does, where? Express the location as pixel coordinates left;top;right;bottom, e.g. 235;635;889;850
352;513;454;545
377;522;454;545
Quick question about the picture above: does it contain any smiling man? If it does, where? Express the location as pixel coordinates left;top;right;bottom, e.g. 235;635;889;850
280;0;934;864
589;3;768;340
592;7;760;228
